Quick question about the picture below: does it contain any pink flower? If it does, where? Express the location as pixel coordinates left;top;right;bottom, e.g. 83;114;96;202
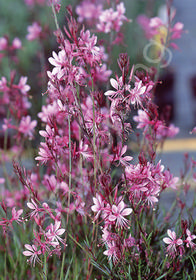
76;1;102;23
166;124;180;138
125;161;165;206
133;109;150;131
0;37;8;51
45;221;65;246
76;140;93;159
137;15;155;39
12;37;22;49
35;142;54;164
48;50;68;79
0;207;23;228
108;200;132;228
97;2;130;34
93;64;112;83
125;80;147;107
23;244;42;266
48;0;61;13
104;76;124;98
113;145;133;167
10;207;23;223
27;199;40;217
17;76;31;95
138;14;184;50
103;240;121;264
39;124;55;139
78;29;102;66
185;229;196;248
91;194;105;220
18;116;37;139
124;233;135;248
163;229;183;253
42;174;59;192
26;22;42;41
38;102;59;123
170;22;184;40
163;170;179;190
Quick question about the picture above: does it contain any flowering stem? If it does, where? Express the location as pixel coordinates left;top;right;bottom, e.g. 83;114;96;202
75;83;103;177
91;77;97;192
66;112;72;224
133;208;152;260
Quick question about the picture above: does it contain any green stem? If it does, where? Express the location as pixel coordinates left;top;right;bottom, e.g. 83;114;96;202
43;253;48;280
60;252;66;280
51;3;60;31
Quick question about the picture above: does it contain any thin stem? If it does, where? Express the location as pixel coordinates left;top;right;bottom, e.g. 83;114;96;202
60;252;66;280
91;77;97;192
43;253;48;280
51;3;60;31
67;112;72;223
132;207;152;260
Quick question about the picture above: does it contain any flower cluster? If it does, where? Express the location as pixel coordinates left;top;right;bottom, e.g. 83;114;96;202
137;12;184;49
23;199;66;266
0;36;22;63
163;228;196;258
76;1;130;45
0;72;37;145
0;1;195;279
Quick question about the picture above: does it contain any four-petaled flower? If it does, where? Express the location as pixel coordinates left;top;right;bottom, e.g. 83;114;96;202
113;144;133;166
185;229;196;248
45;221;65;246
163;229;183;253
91;194;105;220
103;241;120;264
10;207;23;224
108;200;132;228
19;115;37;139
23;244;42;266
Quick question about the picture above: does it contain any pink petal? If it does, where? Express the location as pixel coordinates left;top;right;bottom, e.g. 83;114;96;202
121;145;127;156
123;156;133;161
54;221;61;230
24;244;33;251
167;229;176;240
118;201;125;213
104;90;116;96
121;208;132;216
91;205;98;212
56;229;65;235
109;214;117;222
163;237;171;244
110;78;118;90
23;251;33;256
111;205;118;214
